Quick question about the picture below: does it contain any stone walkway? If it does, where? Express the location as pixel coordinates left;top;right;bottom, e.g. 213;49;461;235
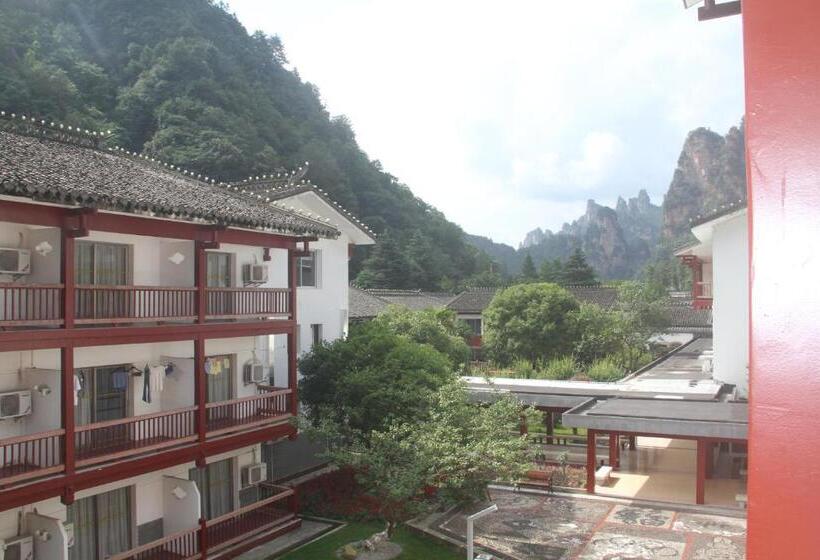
435;489;745;559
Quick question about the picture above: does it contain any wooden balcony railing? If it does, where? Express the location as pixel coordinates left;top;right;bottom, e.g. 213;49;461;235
206;387;292;437
0;429;64;484
75;285;197;324
206;483;296;554
0;284;292;327
110;484;295;560
0;391;292;483
206;287;290;319
107;526;202;560
695;281;713;299
0;283;63;326
75;407;197;467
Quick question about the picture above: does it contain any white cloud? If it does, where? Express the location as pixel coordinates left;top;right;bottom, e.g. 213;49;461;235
225;0;743;245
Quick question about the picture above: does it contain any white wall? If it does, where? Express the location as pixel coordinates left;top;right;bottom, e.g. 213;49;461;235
162;476;200;535
711;212;749;397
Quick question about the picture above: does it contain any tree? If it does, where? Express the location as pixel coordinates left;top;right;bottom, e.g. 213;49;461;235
355;231;415;288
615;281;669;370
520;253;537;281
570;303;626;365
483;283;580;366
539;258;563;283
298;322;454;435
312;382;537;536
562;248;597;284
371;306;471;368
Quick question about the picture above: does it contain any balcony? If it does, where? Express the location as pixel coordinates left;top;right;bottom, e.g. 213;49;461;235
0;387;292;485
107;483;298;560
694;281;713;309
0;284;291;327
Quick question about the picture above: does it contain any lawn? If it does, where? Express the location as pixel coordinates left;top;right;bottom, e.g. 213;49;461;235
278;521;461;560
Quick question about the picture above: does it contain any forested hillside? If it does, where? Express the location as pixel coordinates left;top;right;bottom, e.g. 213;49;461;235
0;0;493;290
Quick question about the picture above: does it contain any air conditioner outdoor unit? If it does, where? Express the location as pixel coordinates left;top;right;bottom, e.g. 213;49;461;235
243;264;268;284
64;522;75;548
0;248;30;275
0;534;34;560
0;391;32;420
241;463;268;488
244;362;266;384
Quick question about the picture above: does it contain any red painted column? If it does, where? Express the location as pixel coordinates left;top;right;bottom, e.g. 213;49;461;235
194;337;207;448
608;433;619;470
545;411;554;445
194;242;207;324
60;231;75;503
519;414;528;436
696;439;706;505
287;249;298;416
744;0;820;556
586;429;596;493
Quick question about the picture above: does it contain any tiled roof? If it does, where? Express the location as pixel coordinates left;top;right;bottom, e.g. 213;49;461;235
349;286;390;320
0;116;339;238
689;199;747;227
230;176;376;240
348;287;454;319
565;285;619;309
662;298;713;330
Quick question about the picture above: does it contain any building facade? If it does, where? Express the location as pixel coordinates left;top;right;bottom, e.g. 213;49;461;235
0;116;357;559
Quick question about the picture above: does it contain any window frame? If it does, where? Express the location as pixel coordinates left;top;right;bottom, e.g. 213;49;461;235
296;250;319;288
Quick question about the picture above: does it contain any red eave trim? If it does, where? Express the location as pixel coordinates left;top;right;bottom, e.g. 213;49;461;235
0;198;316;249
0;320;297;351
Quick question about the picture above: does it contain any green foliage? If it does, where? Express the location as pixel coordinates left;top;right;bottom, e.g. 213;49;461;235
586;357;626;382
0;0;497;290
539;258;564;283
371;306;471;368
313;382;536;530
570;303;627;365
520;253;537;281
298;323;454;435
561;248;597;284
540;355;579;380
483;283;579;367
510;359;537;379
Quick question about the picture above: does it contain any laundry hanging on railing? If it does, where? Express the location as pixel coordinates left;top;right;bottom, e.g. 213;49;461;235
111;367;129;390
204;357;224;376
73;372;83;406
141;361;175;403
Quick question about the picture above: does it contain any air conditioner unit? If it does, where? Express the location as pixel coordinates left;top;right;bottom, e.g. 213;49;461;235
64;522;75;548
0;248;30;275
244;362;266;384
241;463;268;488
243;264;268;284
0;391;32;420
0;534;34;560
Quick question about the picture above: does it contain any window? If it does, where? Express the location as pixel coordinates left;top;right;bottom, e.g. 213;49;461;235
296;251;318;287
67;487;132;560
189;459;235;520
311;324;323;348
464;318;482;335
206;252;233;288
75;241;130;319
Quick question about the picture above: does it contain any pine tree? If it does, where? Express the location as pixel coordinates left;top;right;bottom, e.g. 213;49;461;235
561;248;597;284
539;258;564;283
520;253;537;281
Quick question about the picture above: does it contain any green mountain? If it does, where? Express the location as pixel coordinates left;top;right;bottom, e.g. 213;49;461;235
0;0;493;290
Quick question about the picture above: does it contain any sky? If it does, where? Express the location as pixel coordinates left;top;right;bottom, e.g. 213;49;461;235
225;0;744;247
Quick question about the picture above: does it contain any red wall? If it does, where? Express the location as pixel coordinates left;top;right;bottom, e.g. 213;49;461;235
744;0;820;557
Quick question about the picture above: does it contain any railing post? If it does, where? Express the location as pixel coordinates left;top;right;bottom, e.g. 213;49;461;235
61;229;74;328
198;517;208;559
194;336;207;445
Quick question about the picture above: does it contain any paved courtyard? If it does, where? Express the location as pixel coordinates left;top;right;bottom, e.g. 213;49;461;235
436;489;745;559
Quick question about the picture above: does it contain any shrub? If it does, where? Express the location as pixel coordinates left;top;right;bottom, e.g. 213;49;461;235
510;359;537;379
586;358;626;382
539;356;578;380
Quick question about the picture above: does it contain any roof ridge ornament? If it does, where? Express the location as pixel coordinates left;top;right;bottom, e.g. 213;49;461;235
0;110;112;150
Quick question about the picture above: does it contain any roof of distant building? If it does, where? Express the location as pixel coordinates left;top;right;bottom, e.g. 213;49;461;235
445;284;620;314
0;114;339;238
348;287;454;320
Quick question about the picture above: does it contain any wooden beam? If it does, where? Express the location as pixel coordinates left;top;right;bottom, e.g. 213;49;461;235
194;337;206;445
0;320;298;351
288;249;298;415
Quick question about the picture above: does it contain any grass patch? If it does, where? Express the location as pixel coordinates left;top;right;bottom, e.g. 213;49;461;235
278;521;461;560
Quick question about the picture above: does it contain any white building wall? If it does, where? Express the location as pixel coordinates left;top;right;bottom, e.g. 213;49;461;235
711;212;749;397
